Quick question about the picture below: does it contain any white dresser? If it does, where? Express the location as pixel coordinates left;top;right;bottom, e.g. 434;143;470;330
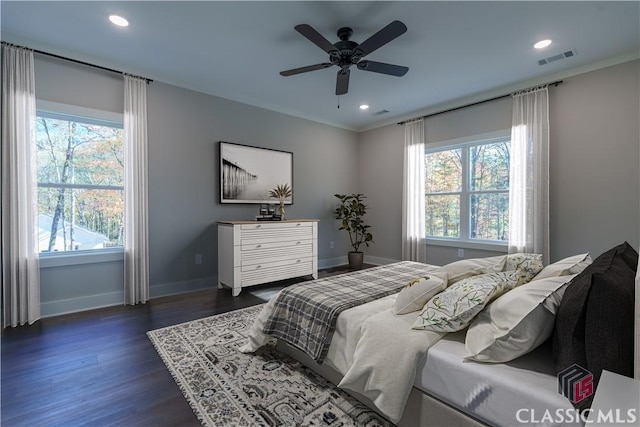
217;219;318;296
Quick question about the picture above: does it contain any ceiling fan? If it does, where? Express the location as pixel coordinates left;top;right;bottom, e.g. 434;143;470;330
280;21;409;95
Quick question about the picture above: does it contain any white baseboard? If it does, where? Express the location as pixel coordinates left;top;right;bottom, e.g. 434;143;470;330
318;256;348;269
365;255;400;266
150;275;217;298
318;255;399;269
41;290;124;318
40;276;217;318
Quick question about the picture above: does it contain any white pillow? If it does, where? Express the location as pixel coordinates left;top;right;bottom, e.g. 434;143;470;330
504;253;544;286
532;253;592;281
393;273;448;315
434;255;506;285
464;274;577;363
412;270;520;333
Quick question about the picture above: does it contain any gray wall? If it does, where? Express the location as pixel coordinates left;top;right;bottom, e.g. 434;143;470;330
359;59;640;265
356;123;405;264
549;59;640;259
146;82;359;290
35;55;124;113
35;55;358;316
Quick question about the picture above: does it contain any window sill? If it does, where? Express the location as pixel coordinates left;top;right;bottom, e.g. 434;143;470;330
426;238;508;253
39;249;124;269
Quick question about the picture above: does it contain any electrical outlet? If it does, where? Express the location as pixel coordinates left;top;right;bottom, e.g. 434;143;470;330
330;241;335;249
457;249;464;258
195;254;202;265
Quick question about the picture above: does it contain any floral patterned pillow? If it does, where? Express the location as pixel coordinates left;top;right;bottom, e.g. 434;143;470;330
412;270;520;332
504;253;544;286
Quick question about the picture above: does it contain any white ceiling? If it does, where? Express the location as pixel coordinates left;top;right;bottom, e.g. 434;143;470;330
2;1;638;131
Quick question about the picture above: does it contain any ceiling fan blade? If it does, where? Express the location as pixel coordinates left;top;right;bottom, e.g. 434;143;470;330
356;60;409;76
336;69;350;95
355;20;407;57
295;24;339;56
280;63;333;76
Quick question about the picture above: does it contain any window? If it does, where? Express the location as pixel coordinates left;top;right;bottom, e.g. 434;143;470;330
425;136;510;245
36;107;124;253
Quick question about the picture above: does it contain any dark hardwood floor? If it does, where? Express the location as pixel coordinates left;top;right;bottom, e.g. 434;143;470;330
1;265;363;427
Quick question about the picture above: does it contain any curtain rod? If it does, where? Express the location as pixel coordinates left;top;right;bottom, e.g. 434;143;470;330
397;80;563;125
1;41;153;84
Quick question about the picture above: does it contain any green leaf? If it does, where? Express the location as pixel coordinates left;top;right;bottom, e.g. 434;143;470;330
333;192;374;252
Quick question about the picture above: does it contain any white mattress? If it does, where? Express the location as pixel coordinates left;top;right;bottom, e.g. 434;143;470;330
416;331;581;427
323;294;580;426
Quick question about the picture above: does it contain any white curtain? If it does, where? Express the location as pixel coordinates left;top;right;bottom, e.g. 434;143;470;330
1;45;41;327
123;75;149;305
508;86;550;264
402;119;427;263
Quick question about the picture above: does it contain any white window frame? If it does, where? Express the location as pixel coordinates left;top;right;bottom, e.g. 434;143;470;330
425;130;510;251
36;101;125;267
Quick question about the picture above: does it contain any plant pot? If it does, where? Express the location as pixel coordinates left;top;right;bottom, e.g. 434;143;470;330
348;251;364;270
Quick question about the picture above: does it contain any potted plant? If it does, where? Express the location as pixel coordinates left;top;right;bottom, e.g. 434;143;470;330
333;193;374;270
269;183;292;220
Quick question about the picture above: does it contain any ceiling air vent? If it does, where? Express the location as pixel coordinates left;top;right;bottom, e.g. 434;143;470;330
373;109;390;115
538;49;576;66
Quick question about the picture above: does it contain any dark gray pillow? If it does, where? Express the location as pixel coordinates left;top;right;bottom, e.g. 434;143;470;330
585;255;635;394
552;269;591;382
615;241;639;271
552;242;638;410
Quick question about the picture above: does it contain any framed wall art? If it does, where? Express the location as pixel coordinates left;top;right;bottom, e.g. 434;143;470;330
219;141;293;204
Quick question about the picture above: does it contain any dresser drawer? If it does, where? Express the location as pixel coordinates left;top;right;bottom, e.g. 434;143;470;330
241;256;312;272
240;260;313;286
240;222;312;231
240;242;313;266
240;239;313;252
241;229;311;245
241;222;312;244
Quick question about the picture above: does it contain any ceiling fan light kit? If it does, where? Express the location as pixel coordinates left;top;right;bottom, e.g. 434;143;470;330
280;20;409;95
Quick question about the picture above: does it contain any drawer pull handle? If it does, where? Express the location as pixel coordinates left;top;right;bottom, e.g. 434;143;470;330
256;245;262;248
296;259;301;263
256;224;261;228
296;223;301;226
296;241;301;245
256;265;262;269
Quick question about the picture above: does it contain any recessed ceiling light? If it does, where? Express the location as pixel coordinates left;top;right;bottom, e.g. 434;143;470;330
359;104;369;110
534;39;552;49
109;15;129;27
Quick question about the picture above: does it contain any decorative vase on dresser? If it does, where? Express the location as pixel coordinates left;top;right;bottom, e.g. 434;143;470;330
217;219;318;296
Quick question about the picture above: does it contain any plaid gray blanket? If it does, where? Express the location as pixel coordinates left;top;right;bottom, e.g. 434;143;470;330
262;261;438;363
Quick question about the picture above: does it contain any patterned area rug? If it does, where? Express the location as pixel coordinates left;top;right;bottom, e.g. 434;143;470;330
147;304;392;426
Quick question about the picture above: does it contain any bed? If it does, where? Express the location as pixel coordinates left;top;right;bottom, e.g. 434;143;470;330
240;242;639;426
